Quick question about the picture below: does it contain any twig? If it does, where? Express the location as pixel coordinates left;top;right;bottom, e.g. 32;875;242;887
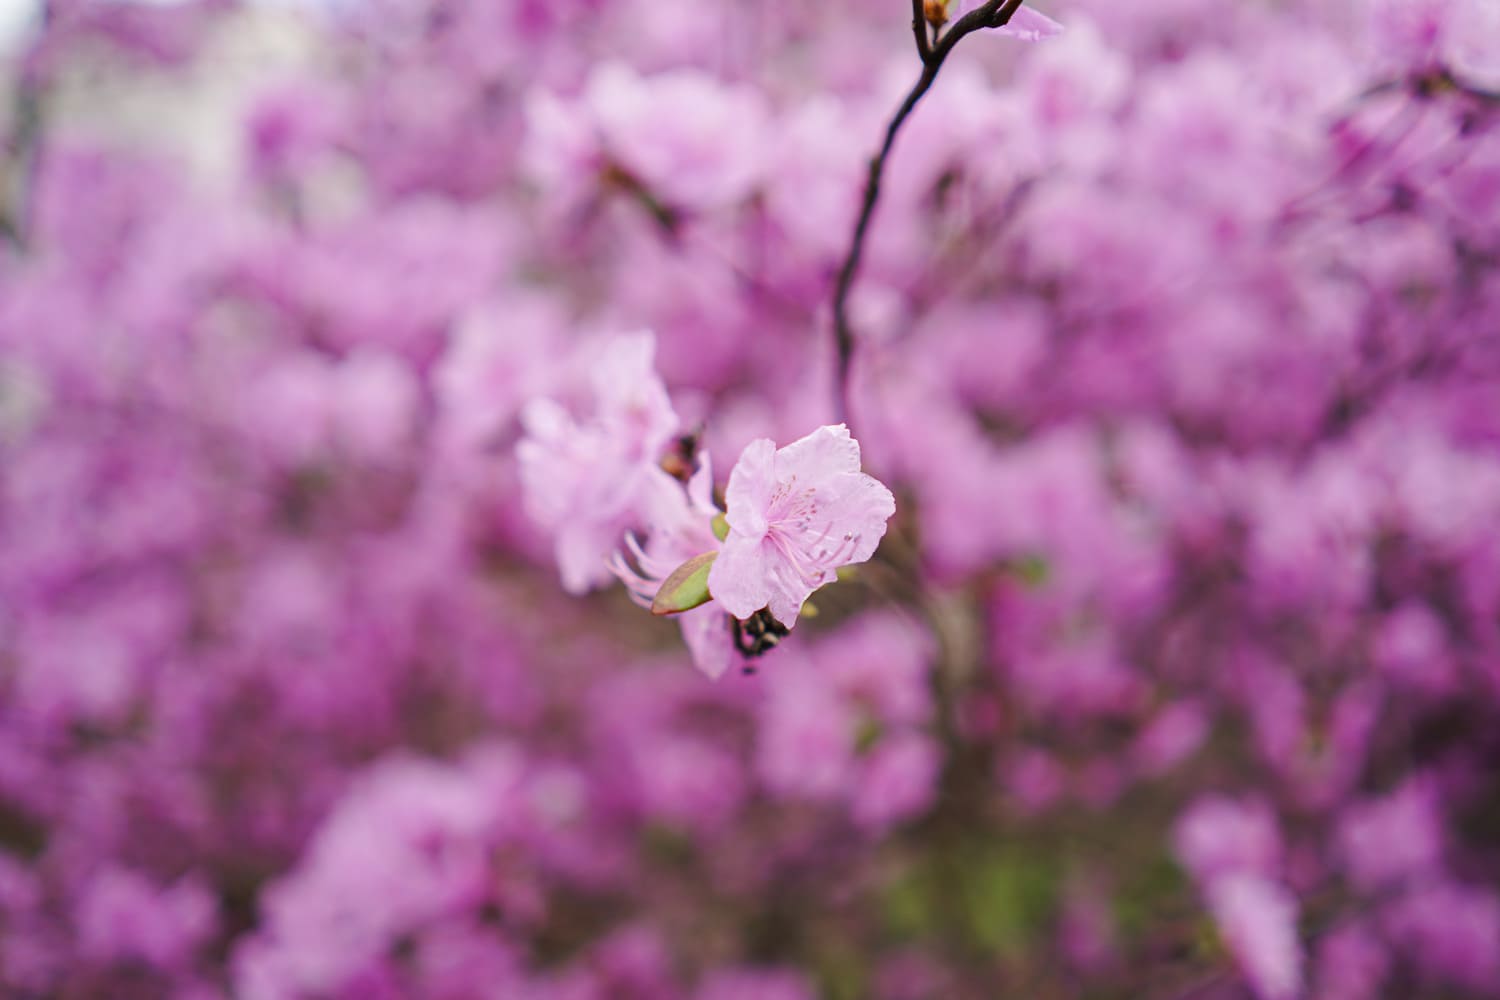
830;0;1029;425
909;0;932;61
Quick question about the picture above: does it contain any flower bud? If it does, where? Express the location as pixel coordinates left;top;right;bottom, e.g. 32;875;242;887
651;551;718;616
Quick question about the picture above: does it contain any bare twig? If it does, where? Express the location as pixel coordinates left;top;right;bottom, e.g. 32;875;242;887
830;0;1028;424
910;0;932;61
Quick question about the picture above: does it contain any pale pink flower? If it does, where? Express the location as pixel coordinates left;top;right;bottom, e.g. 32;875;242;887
708;425;895;627
517;332;679;594
585;62;768;210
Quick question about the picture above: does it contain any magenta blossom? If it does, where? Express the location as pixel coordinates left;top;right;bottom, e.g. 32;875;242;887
708;425;895;627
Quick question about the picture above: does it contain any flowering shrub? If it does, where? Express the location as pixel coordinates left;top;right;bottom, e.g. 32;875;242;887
1;0;1499;997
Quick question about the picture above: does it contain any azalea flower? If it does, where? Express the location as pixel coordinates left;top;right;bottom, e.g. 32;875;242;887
517;332;679;594
708;425;896;628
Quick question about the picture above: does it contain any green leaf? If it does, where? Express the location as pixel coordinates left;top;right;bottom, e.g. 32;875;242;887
711;512;730;542
963;848;1058;956
651;551;717;616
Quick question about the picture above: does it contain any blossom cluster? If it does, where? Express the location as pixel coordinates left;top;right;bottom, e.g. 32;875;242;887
0;0;1498;998
517;331;895;678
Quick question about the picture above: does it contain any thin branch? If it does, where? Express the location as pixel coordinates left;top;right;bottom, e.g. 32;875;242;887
830;0;1027;425
910;0;932;61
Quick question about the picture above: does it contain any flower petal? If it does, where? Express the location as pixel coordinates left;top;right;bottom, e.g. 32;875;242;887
805;471;897;567
555;521;616;595
707;534;772;619
685;451;717;515
766;583;806;630
774;424;862;486
679;605;738;680
723;438;776;538
995;6;1064;42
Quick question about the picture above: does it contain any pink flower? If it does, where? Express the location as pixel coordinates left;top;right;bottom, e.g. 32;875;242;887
517;332;680;594
708;425;895;627
1174;796;1282;882
852;733;942;832
1339;780;1444;891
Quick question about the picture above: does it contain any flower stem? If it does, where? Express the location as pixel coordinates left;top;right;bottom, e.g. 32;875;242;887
830;0;1029;425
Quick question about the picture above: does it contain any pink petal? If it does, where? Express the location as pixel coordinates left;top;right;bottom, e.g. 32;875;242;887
723;438;777;538
590;333;678;453
774;424;862;486
679;605;737;680
995;6;1063;42
707;534;773;620
807;472;897;567
556;522;617;595
766;581;808;630
686;451;717;514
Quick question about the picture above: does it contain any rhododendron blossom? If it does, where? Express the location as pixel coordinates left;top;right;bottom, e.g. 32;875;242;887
4;0;1500;997
517;332;679;593
709;424;896;627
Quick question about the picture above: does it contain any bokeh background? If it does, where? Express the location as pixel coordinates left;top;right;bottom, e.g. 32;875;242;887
2;0;1499;997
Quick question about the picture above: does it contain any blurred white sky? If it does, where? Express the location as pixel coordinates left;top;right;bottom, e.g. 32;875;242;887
0;0;43;52
0;0;344;53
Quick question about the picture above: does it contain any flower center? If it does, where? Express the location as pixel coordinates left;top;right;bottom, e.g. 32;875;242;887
767;515;862;591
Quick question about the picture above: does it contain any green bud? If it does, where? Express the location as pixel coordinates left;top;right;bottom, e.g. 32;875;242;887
711;512;730;542
651;551;718;616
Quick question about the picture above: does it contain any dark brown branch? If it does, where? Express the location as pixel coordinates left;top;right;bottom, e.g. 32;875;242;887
910;0;932;61
830;0;1027;424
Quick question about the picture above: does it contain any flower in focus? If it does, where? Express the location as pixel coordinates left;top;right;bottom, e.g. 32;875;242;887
708;424;895;627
